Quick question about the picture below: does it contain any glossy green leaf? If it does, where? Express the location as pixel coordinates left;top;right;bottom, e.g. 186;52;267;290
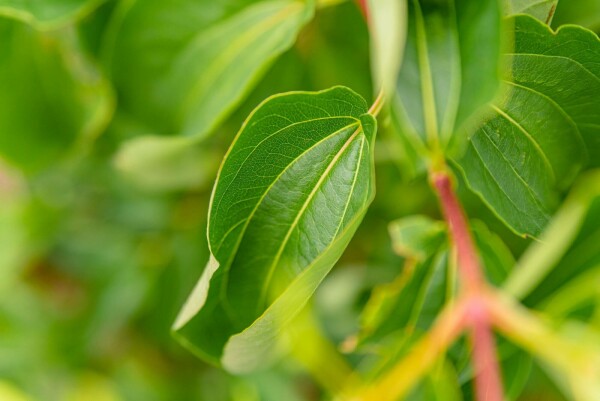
504;0;557;23
107;0;314;140
173;86;377;373
0;19;113;173
0;0;104;28
458;15;599;237
391;0;502;175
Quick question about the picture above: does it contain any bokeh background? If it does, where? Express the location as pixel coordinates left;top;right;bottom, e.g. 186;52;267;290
0;1;598;400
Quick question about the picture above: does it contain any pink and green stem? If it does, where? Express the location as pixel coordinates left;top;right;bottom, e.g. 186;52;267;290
432;171;504;401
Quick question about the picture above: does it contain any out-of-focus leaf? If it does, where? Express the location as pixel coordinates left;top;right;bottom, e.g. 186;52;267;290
524;194;600;311
540;266;600;328
65;372;121;401
106;0;314;140
388;215;446;261
366;0;406;96
0;0;104;28
552;0;600;32
173;87;377;373
0;20;113;173
504;170;600;300
391;0;502;176
458;15;599;237
0;161;28;289
504;0;557;23
489;292;600;401
0;381;34;401
113;135;219;192
107;0;314;191
359;217;512;347
405;360;462;401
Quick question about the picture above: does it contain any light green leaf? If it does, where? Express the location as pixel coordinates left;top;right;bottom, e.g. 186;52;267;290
458;15;599;237
113;135;219;192
489;292;600;401
0;19;113;173
504;0;557;23
0;0;104;28
366;0;407;96
173;87;377;373
553;0;600;32
107;0;314;141
388;215;446;261
391;0;502;175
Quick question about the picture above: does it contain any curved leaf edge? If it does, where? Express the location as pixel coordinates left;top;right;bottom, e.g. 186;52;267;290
173;85;378;371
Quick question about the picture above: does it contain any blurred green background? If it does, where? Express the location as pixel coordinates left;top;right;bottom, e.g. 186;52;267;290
0;0;597;400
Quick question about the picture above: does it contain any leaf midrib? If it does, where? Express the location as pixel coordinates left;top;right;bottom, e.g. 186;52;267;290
211;115;359;244
213;119;362;306
470;125;549;232
257;126;366;309
490;104;555;182
508;52;600;86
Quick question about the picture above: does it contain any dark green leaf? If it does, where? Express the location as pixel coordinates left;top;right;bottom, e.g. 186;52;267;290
173;86;377;373
458;15;599;236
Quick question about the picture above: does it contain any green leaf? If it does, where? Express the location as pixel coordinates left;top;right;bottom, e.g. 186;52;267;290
0;19;113;173
500;170;600;306
552;0;600;32
391;0;502;175
359;217;512;347
366;0;407;96
113;135;219;192
503;0;557;23
458;15;599;237
0;0;104;28
388;215;446;261
106;0;314;141
173;86;377;373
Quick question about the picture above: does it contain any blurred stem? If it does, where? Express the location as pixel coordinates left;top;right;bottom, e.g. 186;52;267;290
369;89;385;117
431;167;504;401
468;299;504;401
356;0;369;21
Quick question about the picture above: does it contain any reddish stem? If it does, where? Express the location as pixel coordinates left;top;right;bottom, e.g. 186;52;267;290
431;170;504;401
357;0;370;23
469;301;504;401
432;172;484;293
